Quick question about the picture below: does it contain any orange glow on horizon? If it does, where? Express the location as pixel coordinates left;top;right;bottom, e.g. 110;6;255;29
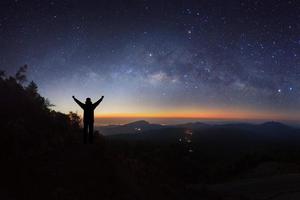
95;109;298;121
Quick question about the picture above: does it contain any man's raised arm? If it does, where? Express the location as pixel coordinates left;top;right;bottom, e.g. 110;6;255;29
72;96;85;108
93;96;104;108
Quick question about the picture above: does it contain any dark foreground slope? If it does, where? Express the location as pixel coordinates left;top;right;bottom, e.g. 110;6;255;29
4;132;300;200
205;173;300;199
7;118;300;200
2;141;190;200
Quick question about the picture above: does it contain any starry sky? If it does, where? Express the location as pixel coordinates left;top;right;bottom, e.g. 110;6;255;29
1;0;300;124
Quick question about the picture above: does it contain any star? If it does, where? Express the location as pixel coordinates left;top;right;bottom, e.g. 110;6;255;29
0;0;299;122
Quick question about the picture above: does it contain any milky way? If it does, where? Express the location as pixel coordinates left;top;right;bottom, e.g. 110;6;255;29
1;0;300;122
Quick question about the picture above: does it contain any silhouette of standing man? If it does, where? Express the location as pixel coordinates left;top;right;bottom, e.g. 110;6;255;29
72;96;104;144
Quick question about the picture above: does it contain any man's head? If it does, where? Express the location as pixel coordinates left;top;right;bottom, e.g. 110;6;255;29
85;98;92;104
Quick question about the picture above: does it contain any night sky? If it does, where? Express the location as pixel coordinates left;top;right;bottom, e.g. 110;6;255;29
1;0;300;124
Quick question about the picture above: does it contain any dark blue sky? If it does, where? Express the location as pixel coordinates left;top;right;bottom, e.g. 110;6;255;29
1;0;300;122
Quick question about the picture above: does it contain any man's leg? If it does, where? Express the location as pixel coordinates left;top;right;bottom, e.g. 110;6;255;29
89;122;94;144
83;122;88;144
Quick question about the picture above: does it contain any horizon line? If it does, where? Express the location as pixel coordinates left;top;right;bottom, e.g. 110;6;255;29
93;118;300;127
94;113;300;123
95;116;300;124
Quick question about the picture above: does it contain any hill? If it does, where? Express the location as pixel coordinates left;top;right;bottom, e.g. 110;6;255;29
104;120;300;144
97;120;164;135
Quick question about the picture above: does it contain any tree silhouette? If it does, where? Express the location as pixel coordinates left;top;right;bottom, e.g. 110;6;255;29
69;111;81;129
0;65;82;158
0;70;5;79
26;81;38;97
15;64;28;84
